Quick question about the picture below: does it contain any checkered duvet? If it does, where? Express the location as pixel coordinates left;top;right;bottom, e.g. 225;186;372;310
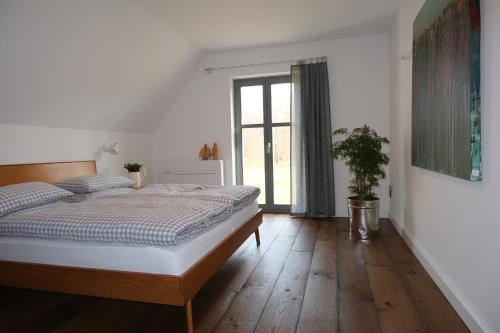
62;187;135;203
137;184;260;210
0;185;260;247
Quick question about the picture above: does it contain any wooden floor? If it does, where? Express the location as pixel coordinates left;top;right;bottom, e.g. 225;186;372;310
0;214;469;333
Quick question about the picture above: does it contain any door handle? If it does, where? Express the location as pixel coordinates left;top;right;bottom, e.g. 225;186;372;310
266;142;272;154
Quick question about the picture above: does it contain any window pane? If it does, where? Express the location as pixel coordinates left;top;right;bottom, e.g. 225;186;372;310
271;83;290;123
241;85;264;125
242;127;265;204
272;126;291;205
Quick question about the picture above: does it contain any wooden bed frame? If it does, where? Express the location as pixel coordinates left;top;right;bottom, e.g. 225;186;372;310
0;161;262;333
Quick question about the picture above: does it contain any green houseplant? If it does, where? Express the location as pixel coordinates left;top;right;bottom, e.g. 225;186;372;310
123;163;143;173
331;125;389;239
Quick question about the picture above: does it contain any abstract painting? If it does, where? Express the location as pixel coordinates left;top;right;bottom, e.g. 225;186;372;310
412;0;481;181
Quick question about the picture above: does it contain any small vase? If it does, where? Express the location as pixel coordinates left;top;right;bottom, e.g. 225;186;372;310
128;168;147;188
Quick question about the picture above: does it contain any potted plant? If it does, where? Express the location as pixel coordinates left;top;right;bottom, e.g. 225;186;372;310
331;125;389;239
124;162;147;188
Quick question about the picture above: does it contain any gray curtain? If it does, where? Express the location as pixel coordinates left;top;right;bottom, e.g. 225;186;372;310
291;62;335;217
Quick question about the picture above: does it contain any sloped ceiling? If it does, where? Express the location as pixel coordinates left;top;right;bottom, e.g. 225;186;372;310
0;0;202;133
0;0;400;133
133;0;401;50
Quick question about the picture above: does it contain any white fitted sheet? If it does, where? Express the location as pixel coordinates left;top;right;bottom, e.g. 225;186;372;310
0;201;259;275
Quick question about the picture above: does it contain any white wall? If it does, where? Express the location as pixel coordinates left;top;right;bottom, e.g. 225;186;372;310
0;124;153;182
389;1;500;332
153;35;391;217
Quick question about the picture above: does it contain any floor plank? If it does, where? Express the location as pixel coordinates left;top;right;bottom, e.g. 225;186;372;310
296;222;338;333
253;251;314;333
9;297;96;333
379;219;397;235
367;266;425;333
50;299;152;333
253;220;317;333
213;235;297;332
185;215;290;333
382;234;440;301
414;297;470;333
337;236;381;333
334;218;350;233
383;234;469;333
130;303;184;333
316;220;337;241
0;288;70;332
292;219;319;252
362;238;393;267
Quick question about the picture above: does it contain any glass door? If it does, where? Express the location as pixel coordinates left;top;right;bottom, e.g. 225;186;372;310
234;76;291;212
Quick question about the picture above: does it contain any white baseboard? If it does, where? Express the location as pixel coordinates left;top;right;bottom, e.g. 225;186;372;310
389;215;494;333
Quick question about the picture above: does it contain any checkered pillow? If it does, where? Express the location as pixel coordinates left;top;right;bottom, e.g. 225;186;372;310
0;182;72;217
63;187;135;203
55;175;134;194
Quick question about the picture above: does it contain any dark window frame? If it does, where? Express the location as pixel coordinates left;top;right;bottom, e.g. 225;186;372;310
233;75;291;212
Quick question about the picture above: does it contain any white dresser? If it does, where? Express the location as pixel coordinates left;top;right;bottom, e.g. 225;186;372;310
159;159;224;186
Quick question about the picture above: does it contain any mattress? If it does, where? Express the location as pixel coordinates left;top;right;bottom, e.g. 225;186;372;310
0;201;259;276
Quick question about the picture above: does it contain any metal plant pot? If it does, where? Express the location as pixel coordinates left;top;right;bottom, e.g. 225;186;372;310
347;197;380;240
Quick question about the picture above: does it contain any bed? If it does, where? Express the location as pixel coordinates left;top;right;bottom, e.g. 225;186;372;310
0;160;262;333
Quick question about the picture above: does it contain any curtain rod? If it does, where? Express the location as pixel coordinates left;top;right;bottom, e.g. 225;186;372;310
204;56;328;74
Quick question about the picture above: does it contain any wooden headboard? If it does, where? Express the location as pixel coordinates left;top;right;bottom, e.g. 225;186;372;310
0;161;97;186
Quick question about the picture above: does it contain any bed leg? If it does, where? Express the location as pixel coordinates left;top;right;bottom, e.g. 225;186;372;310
185;300;194;333
254;227;261;247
